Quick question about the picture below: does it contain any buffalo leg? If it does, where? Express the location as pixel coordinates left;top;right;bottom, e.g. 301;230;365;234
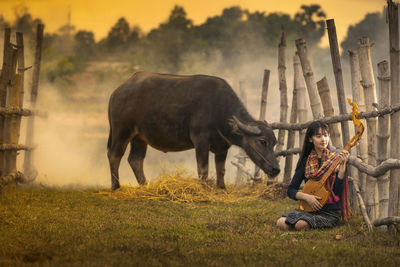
215;151;227;189
107;129;131;190
128;137;148;185
194;142;210;181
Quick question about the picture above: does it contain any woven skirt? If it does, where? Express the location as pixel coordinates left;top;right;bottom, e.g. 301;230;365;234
283;209;341;229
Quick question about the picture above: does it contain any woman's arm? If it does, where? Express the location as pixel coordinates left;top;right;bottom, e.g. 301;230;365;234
337;150;349;179
287;158;323;211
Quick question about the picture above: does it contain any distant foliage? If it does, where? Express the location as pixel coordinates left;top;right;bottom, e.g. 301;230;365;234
340;8;389;63
1;4;331;90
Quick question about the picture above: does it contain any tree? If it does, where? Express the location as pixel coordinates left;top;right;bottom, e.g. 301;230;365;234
107;17;130;52
163;5;193;30
294;4;326;46
341;10;387;63
144;5;194;72
74;30;95;59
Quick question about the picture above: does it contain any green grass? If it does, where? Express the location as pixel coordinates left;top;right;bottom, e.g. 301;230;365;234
1;185;399;266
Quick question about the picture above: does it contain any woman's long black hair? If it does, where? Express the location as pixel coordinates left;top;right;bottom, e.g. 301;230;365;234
295;120;330;170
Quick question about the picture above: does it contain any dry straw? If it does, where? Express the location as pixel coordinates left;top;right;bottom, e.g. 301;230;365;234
101;169;286;203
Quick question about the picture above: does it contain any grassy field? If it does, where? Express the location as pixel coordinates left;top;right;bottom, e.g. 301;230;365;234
1;183;399;266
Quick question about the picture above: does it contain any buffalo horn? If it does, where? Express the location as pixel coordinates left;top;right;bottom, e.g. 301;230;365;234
232;116;261;135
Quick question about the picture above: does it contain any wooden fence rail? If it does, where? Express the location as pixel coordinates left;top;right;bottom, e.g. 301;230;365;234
269;104;400;130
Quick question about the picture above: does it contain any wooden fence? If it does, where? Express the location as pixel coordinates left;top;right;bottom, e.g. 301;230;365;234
233;0;400;232
0;24;44;188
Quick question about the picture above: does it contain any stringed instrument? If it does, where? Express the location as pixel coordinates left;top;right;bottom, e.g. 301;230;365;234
297;98;364;212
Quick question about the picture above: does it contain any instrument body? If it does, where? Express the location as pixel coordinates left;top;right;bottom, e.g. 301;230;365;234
297;158;342;212
297;180;330;212
296;98;364;212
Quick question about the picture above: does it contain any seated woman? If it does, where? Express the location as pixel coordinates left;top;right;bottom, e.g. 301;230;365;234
276;121;349;231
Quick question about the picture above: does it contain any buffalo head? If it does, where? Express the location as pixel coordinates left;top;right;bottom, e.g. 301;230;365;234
231;116;280;177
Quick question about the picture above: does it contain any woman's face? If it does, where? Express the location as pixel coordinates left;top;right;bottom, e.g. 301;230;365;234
309;127;329;152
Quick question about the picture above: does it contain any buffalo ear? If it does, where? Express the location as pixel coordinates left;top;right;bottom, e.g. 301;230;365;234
231;116;262;135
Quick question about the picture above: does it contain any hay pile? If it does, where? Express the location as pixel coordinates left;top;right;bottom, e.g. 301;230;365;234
102;169;287;203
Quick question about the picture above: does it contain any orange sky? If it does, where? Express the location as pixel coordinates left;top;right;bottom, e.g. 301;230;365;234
0;0;387;47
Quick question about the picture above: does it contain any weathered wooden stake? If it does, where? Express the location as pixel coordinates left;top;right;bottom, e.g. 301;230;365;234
349;50;368;202
283;79;297;184
349;176;373;232
295;38;323;119
276;28;288;154
0;28;16;177
5;74;21;174
377;60;390;220
326;19;351;149
254;70;270;180
294;53;308;145
316;77;342;148
15;32;25;143
358;36;378;221
23;24;44;178
388;0;400;227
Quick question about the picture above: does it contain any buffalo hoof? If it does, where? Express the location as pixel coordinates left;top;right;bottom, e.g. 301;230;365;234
217;183;226;190
111;183;121;191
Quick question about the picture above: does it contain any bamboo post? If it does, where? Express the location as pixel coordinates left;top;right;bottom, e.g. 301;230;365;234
294;53;308;145
0;28;16;177
2;50;18;175
236;81;247;184
5;74;21;174
2;27;10;62
283;81;297;184
276;28;288;154
358;36;378;221
316;77;342;147
15;32;25;143
388;0;400;225
295;38;324;119
259;70;270;121
377;60;390;219
326;19;351;149
23;24;44;178
349;50;368;202
254;70;270;180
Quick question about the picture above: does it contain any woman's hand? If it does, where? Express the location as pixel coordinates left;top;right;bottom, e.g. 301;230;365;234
337;150;349;179
305;194;323;211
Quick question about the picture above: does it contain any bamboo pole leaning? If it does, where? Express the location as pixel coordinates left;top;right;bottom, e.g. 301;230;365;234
283;75;297;184
276;28;288;154
316;77;342;147
376;60;390;219
326;19;350;149
254;70;270;181
23;24;44;179
388;0;400;224
295;39;323;119
326;19;357;212
358;36;379;221
348;176;373;232
294;53;308;145
349;50;368;201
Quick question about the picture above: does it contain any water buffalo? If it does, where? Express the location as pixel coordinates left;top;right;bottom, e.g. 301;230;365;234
107;72;280;190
